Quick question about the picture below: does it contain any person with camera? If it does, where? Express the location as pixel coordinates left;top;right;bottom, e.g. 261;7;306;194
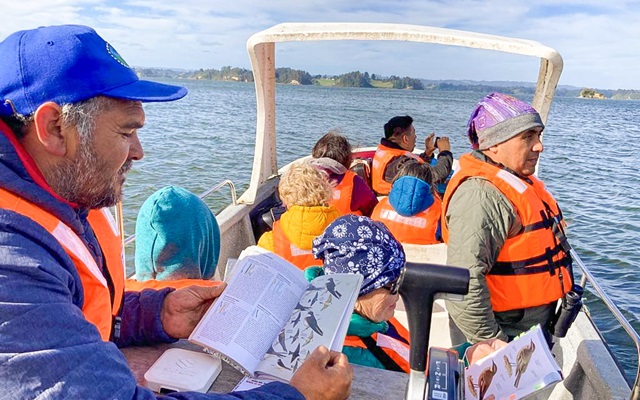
441;92;576;345
371;115;453;196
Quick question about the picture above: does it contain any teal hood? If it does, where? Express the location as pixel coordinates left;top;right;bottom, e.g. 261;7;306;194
134;186;220;281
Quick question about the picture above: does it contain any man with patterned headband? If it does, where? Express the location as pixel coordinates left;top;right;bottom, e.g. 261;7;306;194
441;92;573;344
0;25;351;399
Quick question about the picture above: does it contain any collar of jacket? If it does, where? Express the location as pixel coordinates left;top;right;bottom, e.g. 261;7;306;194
473;150;533;184
347;311;389;337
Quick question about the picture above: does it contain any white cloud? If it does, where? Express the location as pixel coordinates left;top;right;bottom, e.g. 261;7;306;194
1;0;638;89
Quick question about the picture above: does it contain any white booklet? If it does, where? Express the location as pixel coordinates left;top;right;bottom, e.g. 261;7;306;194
464;325;563;400
189;251;362;382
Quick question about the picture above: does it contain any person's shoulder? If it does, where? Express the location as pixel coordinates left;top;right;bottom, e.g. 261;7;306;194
450;178;514;214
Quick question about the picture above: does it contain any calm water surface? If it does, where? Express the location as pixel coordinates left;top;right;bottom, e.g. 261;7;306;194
127;80;640;383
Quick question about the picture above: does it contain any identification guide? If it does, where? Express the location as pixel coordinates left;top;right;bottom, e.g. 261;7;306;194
189;250;362;382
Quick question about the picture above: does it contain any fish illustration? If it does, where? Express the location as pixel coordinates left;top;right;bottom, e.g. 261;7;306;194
503;355;514;377
467;374;477;398
320;293;333;311
478;361;498;400
514;340;536;388
277;330;288;351
277;359;292;370
290;343;301;363
326;278;342;299
304;311;323;335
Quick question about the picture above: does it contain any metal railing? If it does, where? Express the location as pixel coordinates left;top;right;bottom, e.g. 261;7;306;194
571;249;640;398
122;180;237;247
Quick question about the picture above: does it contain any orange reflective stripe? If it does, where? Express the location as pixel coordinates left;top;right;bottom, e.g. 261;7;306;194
371;197;441;245
0;188;124;341
343;317;410;373
371;144;423;195
329;171;361;215
441;154;572;311
272;221;322;270
125;278;222;291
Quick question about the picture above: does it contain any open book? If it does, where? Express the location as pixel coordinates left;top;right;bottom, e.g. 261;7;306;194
464;325;562;400
189;251;362;382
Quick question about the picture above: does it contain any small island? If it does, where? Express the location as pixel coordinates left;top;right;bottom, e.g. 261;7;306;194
579;88;606;99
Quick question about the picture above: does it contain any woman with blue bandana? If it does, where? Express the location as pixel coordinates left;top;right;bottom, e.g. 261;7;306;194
308;214;411;372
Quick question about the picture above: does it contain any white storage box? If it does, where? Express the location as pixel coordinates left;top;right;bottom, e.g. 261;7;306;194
144;348;222;394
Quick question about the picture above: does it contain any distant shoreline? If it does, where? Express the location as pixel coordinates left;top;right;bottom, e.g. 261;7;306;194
135;66;640;100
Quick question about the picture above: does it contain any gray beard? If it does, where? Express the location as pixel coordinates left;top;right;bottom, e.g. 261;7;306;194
47;139;131;209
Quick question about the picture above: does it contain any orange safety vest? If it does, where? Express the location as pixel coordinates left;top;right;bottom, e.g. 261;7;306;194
272;221;323;270
329;171;362;216
441;154;573;312
343;317;410;373
371;144;424;195
125;278;221;291
0;187;124;341
371;197;442;245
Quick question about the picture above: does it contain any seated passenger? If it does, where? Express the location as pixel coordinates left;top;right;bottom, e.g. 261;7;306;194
309;215;506;372
310;215;410;372
310;130;378;216
371;160;443;245
371;115;453;196
126;185;221;290
257;161;341;270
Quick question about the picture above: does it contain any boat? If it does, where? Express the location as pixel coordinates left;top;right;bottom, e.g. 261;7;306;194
122;23;638;398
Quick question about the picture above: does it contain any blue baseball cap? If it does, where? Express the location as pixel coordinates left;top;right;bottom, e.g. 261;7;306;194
0;25;188;117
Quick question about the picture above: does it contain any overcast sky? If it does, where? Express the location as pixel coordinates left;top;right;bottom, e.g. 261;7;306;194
2;1;637;90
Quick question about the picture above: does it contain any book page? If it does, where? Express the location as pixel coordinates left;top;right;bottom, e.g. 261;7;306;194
464;325;562;400
254;273;363;382
189;252;309;375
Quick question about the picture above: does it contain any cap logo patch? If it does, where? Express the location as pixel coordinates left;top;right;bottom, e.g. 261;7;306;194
106;43;130;68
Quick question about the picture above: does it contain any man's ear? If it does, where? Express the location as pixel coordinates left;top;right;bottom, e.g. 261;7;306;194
32;102;69;157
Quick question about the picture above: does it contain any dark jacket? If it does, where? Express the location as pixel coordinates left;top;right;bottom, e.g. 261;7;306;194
0;121;302;399
379;138;453;184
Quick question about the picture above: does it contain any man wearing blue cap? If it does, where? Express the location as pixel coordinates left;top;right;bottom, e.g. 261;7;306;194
0;25;352;399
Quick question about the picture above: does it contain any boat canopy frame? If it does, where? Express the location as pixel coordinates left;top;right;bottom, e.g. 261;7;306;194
240;22;564;204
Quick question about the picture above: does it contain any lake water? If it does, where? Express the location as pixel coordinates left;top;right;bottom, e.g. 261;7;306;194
126;79;640;384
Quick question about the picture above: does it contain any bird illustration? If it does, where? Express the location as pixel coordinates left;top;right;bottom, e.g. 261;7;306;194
478;361;498;400
291;311;302;325
294;303;311;312
467;374;477;398
290;343;301;363
277;330;288;351
266;344;287;357
304;311;324;335
503;355;514;377
291;329;300;342
302;331;314;346
514;340;536;388
326;278;342;299
307;283;324;292
309;291;320;306
320;293;333;311
277;359;292;370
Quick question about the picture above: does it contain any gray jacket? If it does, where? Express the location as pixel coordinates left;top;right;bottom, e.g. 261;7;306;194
444;151;555;343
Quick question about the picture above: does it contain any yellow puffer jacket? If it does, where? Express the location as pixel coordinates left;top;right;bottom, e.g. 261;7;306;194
257;204;341;251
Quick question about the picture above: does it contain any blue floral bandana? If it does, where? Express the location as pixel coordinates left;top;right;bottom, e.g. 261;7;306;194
312;215;405;296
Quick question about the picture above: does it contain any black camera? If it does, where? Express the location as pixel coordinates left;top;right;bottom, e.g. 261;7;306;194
549;284;584;338
434;136;440;148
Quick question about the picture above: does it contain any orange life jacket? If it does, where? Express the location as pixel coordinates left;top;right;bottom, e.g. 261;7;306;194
343;317;410;373
125;278;221;291
371;144;423;195
329;171;362;216
0;187;124;341
371;197;442;245
441;154;573;312
272;221;323;270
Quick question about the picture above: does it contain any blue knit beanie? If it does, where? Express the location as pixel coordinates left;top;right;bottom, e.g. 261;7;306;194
134;186;220;281
312;215;405;296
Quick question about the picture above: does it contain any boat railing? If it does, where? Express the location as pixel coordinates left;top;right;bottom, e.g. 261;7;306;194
122;179;237;247
571;249;640;398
